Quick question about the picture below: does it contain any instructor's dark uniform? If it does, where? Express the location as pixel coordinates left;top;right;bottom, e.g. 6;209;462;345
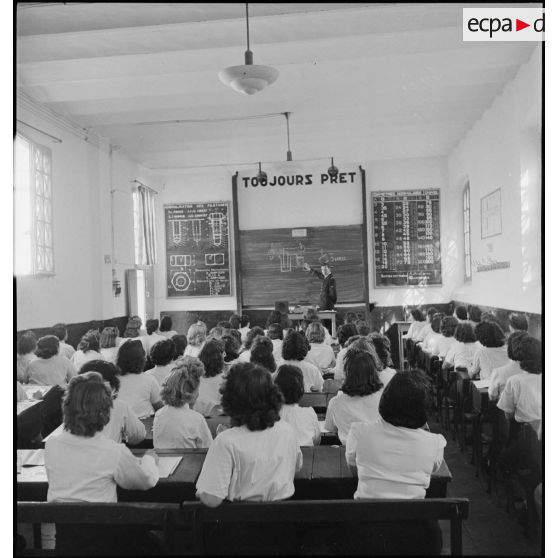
309;269;337;310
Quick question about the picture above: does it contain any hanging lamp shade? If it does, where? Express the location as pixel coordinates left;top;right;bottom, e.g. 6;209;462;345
219;3;278;95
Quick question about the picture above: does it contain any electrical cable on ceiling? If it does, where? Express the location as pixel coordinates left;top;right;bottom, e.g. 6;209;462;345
130;112;285;127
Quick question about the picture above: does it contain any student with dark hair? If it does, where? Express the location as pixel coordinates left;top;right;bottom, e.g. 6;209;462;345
324;350;384;444
26;335;77;386
171;334;188;362
468;305;482;324
222;334;241;365
208;326;225;340
334;323;359;380
266;323;284;363
470;321;509;379
145;338;176;386
184;324;206;358
402;308;426;341
442;322;478;371
229;314;241;330
305;322;335;372
44;372;158;554
250;335;277;373
122;315;143;339
509;313;529;333
415;307;438;342
99;326;120;364
116;340;163;418
239;314;251;344
275;364;321;446
17;331;37;382
71;330;102;370
52;323;75;360
280;330;323;392
489;331;529;400
228;328;242;345
355;320;371;337
344;311;358;325
367;332;396;387
142;318;166;354
196;362;302;508
454;305;468;322
265;310;283;330
237;326;265;363
419;312;444;354
154;357;212;449
432;315;459;358
194;339;227;417
158;315;178;338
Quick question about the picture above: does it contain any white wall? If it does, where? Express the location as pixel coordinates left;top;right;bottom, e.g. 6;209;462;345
447;45;541;313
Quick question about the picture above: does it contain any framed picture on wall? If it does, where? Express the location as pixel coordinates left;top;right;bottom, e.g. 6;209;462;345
481;188;502;239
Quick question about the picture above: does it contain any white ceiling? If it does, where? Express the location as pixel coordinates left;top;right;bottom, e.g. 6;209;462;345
16;2;539;170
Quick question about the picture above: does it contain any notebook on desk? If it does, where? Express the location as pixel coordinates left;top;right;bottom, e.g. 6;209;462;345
157;456;182;478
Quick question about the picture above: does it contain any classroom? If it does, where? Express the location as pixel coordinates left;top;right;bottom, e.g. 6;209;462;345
15;3;543;556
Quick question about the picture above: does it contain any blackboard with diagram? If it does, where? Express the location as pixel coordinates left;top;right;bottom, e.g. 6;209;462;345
165;202;232;297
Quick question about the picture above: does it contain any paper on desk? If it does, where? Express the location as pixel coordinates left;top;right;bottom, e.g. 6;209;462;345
17;465;48;482
318;421;333;434
17;400;41;415
18;449;45;466
23;385;51;399
472;380;491;389
157;456;182;478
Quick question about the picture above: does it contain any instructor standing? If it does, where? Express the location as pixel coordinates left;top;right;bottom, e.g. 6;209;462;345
303;255;337;311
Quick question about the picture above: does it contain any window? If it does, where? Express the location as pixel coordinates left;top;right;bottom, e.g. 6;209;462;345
14;134;54;275
132;184;157;266
463;181;472;282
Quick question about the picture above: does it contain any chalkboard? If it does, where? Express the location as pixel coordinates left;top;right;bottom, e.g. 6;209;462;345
372;189;441;287
240;225;365;307
165;202;232;297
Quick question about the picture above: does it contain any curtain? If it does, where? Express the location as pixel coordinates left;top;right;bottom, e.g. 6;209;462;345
133;184;157;265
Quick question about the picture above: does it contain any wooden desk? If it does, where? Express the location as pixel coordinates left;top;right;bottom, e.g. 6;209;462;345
17;447;451;503
288;311;337;337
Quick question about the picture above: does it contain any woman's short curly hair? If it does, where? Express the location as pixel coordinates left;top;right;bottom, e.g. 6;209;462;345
410;308;425;322
345;337;383;371
161;356;205;407
355;320;371;336
440;316;459;338
35;335;60;359
171;334;188;359
222;334;241;362
367;332;393;369
274;364;304;404
341;350;383;397
146;319;159;336
116;339;146;375
306;322;325;344
344;312;358;324
250;335;276;372
99;327;118;349
266;310;283;329
516;336;542;374
79;359;121;393
475;321;506;348
266;323;283;341
337;323;358;347
454;323;476;343
507;331;529;360
159;315;173;332
18;331;37;355
282;330;309;361
187;324;206;347
468;305;482;323
220;362;282;431
244;326;265;351
77;330;100;353
63;372;112;437
150;339;175;366
379;370;432;429
198;338;225;377
430;313;444;334
123;316;142;338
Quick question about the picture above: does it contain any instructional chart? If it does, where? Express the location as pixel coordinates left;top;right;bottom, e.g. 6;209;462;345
165;202;232;297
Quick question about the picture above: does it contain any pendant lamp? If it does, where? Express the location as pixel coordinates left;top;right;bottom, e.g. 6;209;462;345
256;162;267;184
328;157;339;178
219;3;279;95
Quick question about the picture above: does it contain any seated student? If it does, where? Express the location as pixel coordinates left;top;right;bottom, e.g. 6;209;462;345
334;323;359;380
418;312;444;354
99;326;120;364
237;326;265;362
469;321;509;380
305;321;336;372
266;323;284;363
145;339;175;386
453;305;468;324
497;336;542;437
265;310;283;333
367;333;396;386
17;331;37;383
279;330;324;392
116;340;163;418
355;319;371;337
71;330;102;370
158;315;178;338
280;314;294;338
229;314;241;331
305;308;333;345
402;308;426;341
184;323;206;358
509;312;529;333
26;335;77;386
44;372;159;555
17;381;27;402
207;325;226;341
250;335;277;373
238;314;251;344
121;315;143;341
51;323;75;360
217;320;232;334
194;339;227;417
324;349;384;444
442;322;478;372
170;334;188;364
489;331;529;400
468;305;482;325
142;319;166;354
275;364;321;446
196;362;302;507
222;334;241;371
344;311;358;325
153;357;212;449
415;307;437;342
432;316;459;358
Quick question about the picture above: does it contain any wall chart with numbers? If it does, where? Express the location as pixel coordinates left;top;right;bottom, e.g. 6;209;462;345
165;202;232;297
371;189;442;287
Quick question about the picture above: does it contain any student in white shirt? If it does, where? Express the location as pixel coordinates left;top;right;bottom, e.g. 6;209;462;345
508;312;529;334
368;333;397;387
415;307;438;342
419;313;444;354
45;372;159;555
334;324;359;381
275;364;321;446
26;335;77;386
71;330;103;370
344;369;445;554
236;326;265;362
222;334;241;372
453;305;469;324
325;349;385;444
17;331;37;383
433;316;459;358
266;323;284;364
196;362;302;507
142;319;166;354
468;305;482;326
489;331;529;400
238;314;251;344
228;314;241;332
51;323;75;360
250;335;277;373
170;334;188;364
402;308;427;341
305;322;336;372
116;339;163;418
184;323;206;358
442;322;477;372
154;357;212;449
157;315;178;339
145;339;176;386
469;321;509;380
193;339;227;417
99;326;120;364
278;330;323;392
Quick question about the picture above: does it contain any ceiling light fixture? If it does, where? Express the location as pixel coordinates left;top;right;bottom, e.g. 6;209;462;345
328;157;339;178
256;162;267;184
218;3;279;95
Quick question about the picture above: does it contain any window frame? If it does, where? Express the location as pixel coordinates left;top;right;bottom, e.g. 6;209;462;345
463;180;472;283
